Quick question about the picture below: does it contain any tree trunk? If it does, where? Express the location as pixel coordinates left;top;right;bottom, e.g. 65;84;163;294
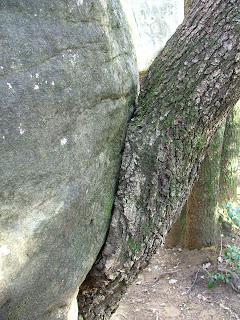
165;101;240;249
218;102;240;205
184;127;225;249
165;126;225;249
78;0;240;318
166;0;240;250
184;0;194;15
164;202;187;248
165;0;208;250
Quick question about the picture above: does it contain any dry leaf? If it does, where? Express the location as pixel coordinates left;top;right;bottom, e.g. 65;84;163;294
169;279;178;285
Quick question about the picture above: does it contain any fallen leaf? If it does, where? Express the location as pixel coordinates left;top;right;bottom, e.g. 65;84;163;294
202;296;211;302
169;279;178;285
218;256;223;263
203;262;211;269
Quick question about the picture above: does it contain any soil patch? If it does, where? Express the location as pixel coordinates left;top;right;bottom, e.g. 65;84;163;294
110;233;240;320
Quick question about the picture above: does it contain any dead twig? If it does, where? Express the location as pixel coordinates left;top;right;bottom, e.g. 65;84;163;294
185;268;201;294
151;270;180;287
219;234;223;259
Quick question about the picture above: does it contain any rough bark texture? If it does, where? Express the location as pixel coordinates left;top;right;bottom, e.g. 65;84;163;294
165;0;239;250
218;102;240;204
184;127;225;249
78;0;240;318
164;203;187;248
165;0;194;250
184;0;194;15
165;126;225;249
165;99;240;249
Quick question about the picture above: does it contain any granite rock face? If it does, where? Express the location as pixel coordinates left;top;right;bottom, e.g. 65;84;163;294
121;0;184;71
0;1;138;319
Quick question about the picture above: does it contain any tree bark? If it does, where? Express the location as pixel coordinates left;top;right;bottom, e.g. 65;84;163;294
78;0;240;318
184;127;225;249
184;0;194;15
164;0;192;250
166;0;240;249
165;126;225;249
165;99;240;249
164;202;187;248
218;102;240;204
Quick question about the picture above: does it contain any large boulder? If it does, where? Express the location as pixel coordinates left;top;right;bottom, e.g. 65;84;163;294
120;0;184;71
0;1;138;319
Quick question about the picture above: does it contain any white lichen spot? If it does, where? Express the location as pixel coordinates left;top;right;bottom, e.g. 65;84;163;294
0;66;3;69
0;245;10;256
235;53;240;62
45;80;48;84
2;136;5;140
61;137;67;146
35;73;39;79
18;123;25;135
76;0;83;5
10;62;16;69
34;84;39;90
69;53;79;67
51;81;55;86
7;83;12;89
224;41;233;51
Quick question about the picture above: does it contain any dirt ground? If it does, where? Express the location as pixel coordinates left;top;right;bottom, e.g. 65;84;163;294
110;232;240;320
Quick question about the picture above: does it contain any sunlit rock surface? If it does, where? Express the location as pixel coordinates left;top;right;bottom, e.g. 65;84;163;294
0;1;138;319
121;0;184;71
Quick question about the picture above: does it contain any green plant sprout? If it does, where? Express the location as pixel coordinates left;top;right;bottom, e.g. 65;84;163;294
221;201;240;226
207;203;240;292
